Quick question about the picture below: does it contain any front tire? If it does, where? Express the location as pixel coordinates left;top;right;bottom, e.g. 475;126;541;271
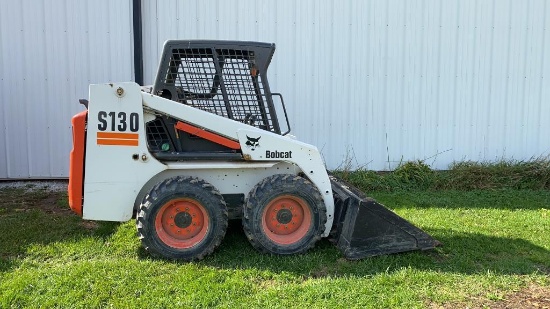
137;176;228;261
243;174;327;255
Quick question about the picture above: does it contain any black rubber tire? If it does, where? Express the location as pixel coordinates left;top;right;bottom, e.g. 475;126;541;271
136;176;228;261
243;174;327;255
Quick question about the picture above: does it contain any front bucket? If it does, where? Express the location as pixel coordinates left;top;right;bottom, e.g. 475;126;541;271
330;176;441;260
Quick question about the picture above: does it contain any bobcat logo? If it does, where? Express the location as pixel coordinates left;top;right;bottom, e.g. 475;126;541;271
245;135;261;151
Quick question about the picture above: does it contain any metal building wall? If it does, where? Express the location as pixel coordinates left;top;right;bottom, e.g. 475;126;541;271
142;0;550;170
0;0;134;178
1;0;549;178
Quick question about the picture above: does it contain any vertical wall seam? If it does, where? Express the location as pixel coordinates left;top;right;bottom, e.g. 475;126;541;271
502;0;513;157
42;0;51;177
469;0;478;159
536;0;547;148
0;1;7;176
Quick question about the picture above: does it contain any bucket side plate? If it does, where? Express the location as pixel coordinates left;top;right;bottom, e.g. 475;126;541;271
330;176;440;260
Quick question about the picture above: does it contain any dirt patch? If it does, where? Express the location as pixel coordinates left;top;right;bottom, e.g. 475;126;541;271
40;194;72;215
488;284;550;309
310;266;330;279
81;220;99;230
1;184;102;234
0;187;70;216
430;284;550;309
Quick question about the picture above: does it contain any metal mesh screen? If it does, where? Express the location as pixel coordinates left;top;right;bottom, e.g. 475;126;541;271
161;48;275;131
146;118;171;151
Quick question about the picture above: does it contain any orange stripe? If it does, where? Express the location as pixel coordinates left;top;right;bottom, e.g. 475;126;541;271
97;138;139;146
175;122;241;150
97;132;139;139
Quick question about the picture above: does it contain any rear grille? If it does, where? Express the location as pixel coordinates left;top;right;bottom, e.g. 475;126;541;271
146;118;171;151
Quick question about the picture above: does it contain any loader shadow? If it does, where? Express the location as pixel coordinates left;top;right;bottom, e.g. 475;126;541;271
202;222;550;278
0;188;119;273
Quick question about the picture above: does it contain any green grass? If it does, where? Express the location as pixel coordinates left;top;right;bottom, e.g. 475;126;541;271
334;158;550;192
1;180;549;307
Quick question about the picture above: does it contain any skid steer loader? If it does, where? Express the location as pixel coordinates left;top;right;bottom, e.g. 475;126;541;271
68;40;439;261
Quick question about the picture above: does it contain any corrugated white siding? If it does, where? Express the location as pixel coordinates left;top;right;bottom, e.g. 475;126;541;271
1;0;549;178
143;0;550;170
0;0;134;178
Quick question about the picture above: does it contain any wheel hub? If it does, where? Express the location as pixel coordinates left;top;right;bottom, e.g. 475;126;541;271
174;212;192;228
276;209;293;224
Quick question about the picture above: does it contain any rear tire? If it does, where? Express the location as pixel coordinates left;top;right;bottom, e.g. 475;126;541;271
137;176;228;261
243;174;327;255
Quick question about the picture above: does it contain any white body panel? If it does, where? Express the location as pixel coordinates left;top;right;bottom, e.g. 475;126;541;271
83;83;166;221
83;82;335;236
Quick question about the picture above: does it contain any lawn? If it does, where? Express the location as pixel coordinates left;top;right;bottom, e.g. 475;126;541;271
0;185;549;308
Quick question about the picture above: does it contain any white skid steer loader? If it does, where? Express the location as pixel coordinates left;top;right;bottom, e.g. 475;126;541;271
68;40;439;261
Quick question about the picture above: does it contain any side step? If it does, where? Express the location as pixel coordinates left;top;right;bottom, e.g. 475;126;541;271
329;176;441;260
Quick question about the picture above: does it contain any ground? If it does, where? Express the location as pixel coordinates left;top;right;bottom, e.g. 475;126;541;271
429;284;550;308
0;181;549;308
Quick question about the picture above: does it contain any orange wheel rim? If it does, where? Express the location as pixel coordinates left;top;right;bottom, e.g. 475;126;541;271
261;195;312;245
155;198;209;249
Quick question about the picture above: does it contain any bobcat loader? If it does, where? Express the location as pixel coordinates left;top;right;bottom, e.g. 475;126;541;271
68;40;439;260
